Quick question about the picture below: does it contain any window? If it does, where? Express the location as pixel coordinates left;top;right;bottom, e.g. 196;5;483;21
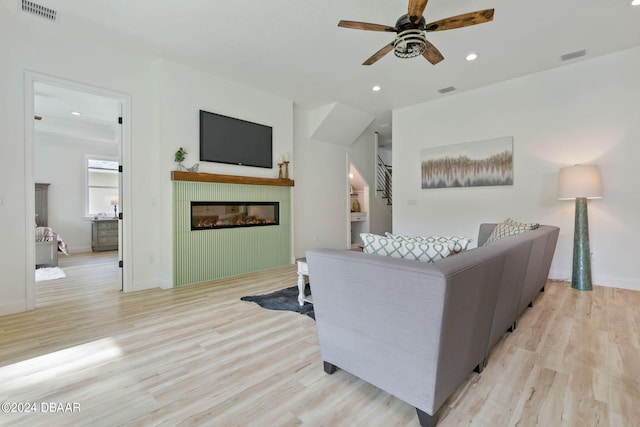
86;157;119;217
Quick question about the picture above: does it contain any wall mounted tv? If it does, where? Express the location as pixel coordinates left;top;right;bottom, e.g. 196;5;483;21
199;110;273;169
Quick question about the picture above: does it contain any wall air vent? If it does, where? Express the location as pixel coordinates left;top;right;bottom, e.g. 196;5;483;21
438;86;456;94
560;49;587;61
21;0;58;22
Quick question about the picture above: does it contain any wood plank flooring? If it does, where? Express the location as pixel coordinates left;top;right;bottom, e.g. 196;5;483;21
1;252;639;426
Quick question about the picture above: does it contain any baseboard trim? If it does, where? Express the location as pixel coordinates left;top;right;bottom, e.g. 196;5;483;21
0;299;27;316
549;272;640;292
129;280;162;293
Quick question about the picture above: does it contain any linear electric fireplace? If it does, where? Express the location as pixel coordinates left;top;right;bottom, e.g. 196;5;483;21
191;201;279;230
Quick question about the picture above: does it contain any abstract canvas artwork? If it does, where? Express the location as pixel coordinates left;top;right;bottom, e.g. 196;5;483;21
421;136;513;189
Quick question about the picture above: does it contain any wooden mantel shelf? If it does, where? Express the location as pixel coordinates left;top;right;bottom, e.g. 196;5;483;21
171;171;294;187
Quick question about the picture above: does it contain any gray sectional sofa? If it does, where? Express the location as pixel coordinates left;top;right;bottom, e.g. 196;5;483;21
305;223;559;427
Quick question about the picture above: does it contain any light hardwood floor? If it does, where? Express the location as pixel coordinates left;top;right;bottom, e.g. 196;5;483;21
1;252;639;426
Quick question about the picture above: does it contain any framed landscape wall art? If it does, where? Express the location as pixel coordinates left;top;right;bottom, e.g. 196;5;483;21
421;136;513;189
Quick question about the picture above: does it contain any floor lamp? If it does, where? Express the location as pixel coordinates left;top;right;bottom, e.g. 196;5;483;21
557;164;603;291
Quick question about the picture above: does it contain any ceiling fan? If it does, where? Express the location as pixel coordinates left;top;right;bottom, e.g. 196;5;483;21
338;0;494;65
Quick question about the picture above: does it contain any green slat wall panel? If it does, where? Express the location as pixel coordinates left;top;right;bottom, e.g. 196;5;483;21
173;181;291;287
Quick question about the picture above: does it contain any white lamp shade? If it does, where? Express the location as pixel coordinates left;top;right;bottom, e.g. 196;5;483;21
557;164;603;200
111;194;119;205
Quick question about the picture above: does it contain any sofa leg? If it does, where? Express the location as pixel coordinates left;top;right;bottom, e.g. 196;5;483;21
474;357;488;374
416;408;437;427
508;320;518;332
528;300;534;308
323;361;337;375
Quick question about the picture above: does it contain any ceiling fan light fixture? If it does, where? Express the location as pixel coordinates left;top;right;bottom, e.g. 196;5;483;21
393;29;427;59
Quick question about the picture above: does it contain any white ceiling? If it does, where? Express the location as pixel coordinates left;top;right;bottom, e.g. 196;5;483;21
34;82;121;143
26;0;640;141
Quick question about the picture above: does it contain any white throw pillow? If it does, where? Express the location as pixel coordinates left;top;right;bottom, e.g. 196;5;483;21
361;233;454;263
399;240;454;262
385;233;472;254
361;233;403;258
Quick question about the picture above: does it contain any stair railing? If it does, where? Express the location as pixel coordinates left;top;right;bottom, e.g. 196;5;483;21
376;155;392;206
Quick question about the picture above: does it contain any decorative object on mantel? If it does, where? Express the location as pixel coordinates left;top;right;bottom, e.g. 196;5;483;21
283;152;290;179
277;153;291;180
174;147;186;169
558;164;603;291
174;147;199;172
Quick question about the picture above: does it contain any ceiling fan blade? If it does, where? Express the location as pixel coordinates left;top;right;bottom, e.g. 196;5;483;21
363;42;394;66
338;20;396;32
422;40;444;65
425;9;494;32
408;0;429;23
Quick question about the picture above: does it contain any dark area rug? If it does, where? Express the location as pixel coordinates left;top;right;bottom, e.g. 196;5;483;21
241;284;314;320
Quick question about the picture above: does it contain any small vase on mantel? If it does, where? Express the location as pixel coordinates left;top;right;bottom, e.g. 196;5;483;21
174;147;187;171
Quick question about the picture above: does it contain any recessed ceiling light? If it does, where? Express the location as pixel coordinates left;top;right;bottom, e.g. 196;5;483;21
466;53;478;61
372;85;381;92
632;0;640;5
71;111;81;116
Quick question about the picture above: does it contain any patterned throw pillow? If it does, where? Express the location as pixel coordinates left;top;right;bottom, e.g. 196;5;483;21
361;233;404;258
384;233;472;254
483;218;539;246
399;240;454;262
361;233;454;263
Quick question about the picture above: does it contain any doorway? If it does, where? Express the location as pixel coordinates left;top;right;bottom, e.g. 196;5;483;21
25;73;131;309
347;157;370;249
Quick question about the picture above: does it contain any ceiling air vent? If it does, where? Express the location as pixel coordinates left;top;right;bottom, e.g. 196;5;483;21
21;0;58;22
438;86;456;94
560;49;587;62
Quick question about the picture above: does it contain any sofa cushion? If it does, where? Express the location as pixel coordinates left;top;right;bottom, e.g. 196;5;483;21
385;233;472;253
361;233;454;262
483;218;539;245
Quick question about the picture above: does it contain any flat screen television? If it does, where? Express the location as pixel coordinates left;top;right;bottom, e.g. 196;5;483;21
199;110;273;169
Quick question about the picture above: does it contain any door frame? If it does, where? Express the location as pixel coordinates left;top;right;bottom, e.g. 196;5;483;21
24;71;133;308
346;154;370;249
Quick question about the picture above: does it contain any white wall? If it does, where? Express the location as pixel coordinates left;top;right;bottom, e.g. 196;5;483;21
378;145;392;166
392;46;640;291
0;7;161;314
0;5;294;314
293;106;392;258
35;133;118;252
156;61;294;288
